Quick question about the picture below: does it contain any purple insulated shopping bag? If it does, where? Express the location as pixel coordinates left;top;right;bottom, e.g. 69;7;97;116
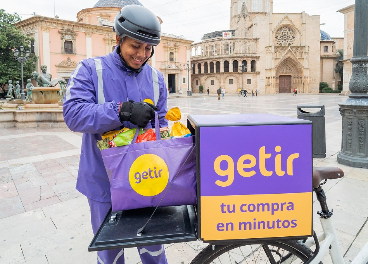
101;114;197;212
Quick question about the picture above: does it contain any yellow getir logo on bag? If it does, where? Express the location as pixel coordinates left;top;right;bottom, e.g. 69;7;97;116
129;154;169;196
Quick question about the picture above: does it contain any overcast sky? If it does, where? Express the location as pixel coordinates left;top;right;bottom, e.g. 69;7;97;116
4;0;355;43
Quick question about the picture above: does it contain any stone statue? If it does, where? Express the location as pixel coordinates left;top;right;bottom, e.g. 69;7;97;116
31;71;38;81
37;65;52;87
15;81;21;99
58;79;67;102
26;79;34;102
6;80;14;99
36;65;59;87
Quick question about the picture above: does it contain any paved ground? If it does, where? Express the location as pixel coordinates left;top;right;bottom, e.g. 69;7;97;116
0;93;367;264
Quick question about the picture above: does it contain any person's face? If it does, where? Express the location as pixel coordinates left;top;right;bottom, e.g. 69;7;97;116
117;36;152;69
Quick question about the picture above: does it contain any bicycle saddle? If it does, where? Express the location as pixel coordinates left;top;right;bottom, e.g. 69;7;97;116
312;167;344;188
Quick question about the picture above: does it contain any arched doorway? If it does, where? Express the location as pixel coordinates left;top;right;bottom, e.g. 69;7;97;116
275;57;303;93
279;75;291;93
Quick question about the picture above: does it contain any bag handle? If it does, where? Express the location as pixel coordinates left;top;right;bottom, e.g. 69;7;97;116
131;112;161;143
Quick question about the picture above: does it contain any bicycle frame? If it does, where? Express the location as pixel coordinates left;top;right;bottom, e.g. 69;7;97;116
304;217;344;264
303;183;368;264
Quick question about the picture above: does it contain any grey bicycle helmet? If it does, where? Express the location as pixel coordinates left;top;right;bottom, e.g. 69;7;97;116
114;5;161;46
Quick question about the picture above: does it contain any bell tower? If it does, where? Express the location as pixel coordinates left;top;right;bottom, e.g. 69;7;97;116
230;0;273;19
230;0;273;31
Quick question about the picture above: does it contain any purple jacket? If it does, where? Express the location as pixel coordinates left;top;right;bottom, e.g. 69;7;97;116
63;46;168;202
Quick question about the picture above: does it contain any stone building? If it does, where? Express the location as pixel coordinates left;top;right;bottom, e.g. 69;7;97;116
320;32;344;90
16;0;193;93
337;4;355;93
191;0;342;95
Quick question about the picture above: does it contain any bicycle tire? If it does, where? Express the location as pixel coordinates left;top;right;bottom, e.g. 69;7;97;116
190;239;313;264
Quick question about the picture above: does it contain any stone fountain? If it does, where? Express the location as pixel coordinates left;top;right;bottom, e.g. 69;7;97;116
0;65;66;128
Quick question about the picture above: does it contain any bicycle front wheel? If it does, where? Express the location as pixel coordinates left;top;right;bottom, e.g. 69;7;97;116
191;239;313;264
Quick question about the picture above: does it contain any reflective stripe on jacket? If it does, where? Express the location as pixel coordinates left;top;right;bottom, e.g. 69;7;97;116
63;46;168;202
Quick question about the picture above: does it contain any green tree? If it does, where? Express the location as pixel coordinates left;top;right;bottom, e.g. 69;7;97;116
334;49;343;90
0;9;37;95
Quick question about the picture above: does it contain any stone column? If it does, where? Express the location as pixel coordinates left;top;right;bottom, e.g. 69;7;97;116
86;32;92;59
337;0;368;168
42;27;51;72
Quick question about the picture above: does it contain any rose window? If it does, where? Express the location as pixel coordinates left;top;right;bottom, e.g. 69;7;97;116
275;27;295;46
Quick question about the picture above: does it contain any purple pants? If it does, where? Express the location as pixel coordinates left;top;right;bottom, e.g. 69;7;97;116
88;198;168;264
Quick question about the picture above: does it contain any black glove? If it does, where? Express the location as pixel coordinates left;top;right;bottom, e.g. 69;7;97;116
119;100;157;128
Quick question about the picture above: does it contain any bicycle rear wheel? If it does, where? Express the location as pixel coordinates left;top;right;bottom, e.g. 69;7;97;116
191;239;313;264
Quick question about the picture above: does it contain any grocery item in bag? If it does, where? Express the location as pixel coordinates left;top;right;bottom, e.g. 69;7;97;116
101;128;129;141
113;128;144;147
165;107;191;137
136;129;156;143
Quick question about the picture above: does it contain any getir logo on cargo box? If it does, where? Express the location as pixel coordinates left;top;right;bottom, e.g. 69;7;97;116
214;146;299;187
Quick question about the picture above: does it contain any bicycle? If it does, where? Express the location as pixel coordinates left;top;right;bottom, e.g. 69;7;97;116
90;167;368;263
190;167;368;264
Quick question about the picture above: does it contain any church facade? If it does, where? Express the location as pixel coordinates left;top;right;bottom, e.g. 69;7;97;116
16;0;193;94
191;0;342;95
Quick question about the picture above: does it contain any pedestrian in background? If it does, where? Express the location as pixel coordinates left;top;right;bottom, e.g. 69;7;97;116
217;87;221;100
207;87;209;95
221;87;225;99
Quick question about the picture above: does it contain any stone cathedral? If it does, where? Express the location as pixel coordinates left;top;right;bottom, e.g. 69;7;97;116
191;0;341;95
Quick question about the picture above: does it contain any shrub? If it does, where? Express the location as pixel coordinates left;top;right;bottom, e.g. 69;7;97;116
319;82;329;93
199;85;203;93
322;87;333;93
337;84;343;91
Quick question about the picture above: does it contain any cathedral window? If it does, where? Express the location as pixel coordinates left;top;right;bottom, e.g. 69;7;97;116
247;79;252;84
192;65;196;74
198;63;202;74
233;60;238;72
275;26;295;46
59;29;77;54
229;79;233;84
211;80;214;85
196;80;199;85
204;62;208;73
242;61;247;72
169;52;174;61
324;46;328;52
64;41;73;54
210;62;214;73
225;43;230;54
224;61;230;72
251;60;256;72
216;61;220;73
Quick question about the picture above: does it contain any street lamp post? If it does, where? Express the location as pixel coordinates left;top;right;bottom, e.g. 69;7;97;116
13;46;30;101
186;60;192;96
337;0;368;168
